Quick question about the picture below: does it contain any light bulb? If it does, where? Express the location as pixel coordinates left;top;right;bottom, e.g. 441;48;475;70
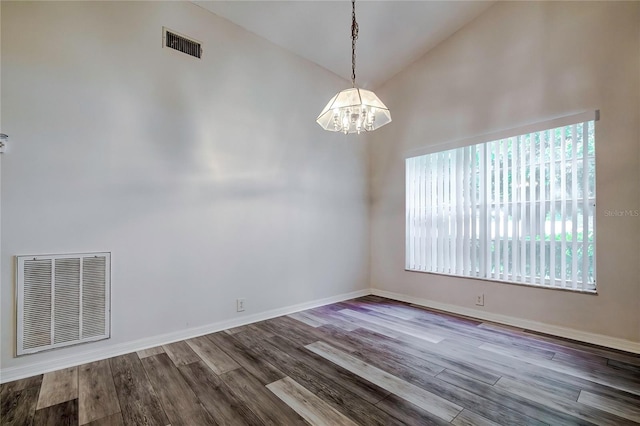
342;111;350;131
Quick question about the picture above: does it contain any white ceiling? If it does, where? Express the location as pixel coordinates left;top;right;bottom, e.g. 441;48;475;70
194;1;494;89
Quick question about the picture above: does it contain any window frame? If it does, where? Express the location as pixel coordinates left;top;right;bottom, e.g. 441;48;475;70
404;111;598;293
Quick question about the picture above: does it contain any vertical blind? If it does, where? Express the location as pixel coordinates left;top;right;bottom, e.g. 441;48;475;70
406;119;596;292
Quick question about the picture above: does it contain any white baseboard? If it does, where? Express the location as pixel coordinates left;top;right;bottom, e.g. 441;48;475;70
371;288;640;354
0;288;370;384
4;286;638;383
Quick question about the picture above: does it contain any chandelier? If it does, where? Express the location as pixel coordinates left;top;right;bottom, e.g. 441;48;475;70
316;0;391;134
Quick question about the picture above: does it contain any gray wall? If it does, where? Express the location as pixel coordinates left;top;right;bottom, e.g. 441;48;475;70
369;1;640;344
1;1;370;378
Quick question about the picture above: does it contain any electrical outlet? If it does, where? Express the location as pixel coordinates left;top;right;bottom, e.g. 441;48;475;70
236;298;245;312
475;294;485;306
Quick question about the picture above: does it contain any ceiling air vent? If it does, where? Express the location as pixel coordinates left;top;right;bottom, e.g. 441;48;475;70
163;27;202;59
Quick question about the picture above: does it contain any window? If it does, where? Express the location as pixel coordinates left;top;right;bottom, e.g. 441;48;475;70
406;115;596;292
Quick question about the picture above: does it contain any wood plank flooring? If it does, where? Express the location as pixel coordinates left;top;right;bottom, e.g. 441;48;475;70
2;295;640;425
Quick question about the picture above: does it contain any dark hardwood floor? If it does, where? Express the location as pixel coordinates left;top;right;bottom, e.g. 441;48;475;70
2;295;640;425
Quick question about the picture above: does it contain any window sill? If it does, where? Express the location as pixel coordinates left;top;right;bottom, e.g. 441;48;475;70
404;268;598;295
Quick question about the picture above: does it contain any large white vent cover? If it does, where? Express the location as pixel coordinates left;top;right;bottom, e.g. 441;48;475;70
16;252;111;355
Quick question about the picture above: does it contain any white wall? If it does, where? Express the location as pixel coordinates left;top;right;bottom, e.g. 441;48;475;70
370;2;640;344
1;1;369;378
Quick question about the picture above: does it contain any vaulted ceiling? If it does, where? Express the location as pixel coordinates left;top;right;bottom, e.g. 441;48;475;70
194;1;494;89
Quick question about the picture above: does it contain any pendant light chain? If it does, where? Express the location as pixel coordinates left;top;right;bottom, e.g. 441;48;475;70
316;0;391;134
351;0;359;87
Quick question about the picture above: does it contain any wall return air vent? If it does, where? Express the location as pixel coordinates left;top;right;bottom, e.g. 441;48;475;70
163;27;202;59
16;252;111;355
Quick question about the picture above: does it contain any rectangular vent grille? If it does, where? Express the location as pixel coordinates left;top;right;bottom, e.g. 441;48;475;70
17;253;111;355
164;28;202;58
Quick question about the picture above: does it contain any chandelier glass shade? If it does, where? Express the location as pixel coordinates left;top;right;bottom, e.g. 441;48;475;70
316;0;391;134
316;88;391;134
